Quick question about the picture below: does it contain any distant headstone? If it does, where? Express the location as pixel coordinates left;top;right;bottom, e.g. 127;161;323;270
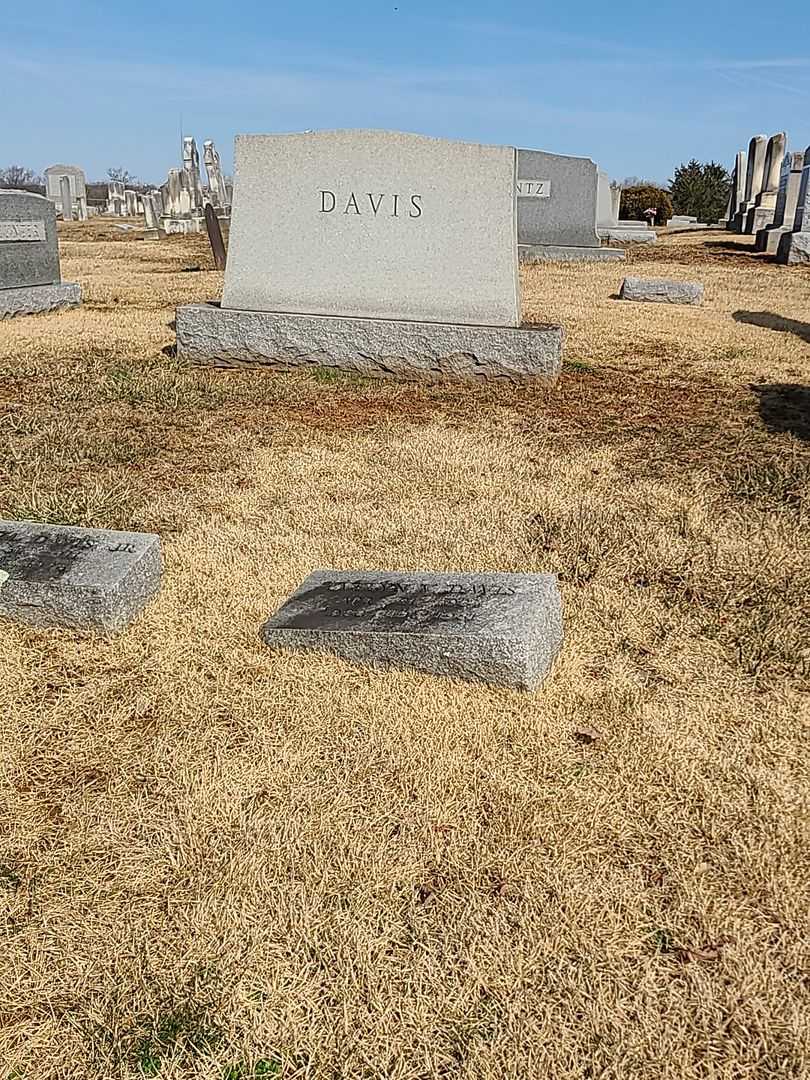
746;132;787;233
517;149;625;263
204;203;226;269
0;521;162;632
44;164;87;220
177;129;563;382
183;136;204;211
756;151;805;253
261;570;563;690
733;135;767;232
60;176;73;222
124;189;138;216
777;146;810;265
619;276;703;305
143;193;161;239
106;180;125;216
203;140;229;210
0;190;82;318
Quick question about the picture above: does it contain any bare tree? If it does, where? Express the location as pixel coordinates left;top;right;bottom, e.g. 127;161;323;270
107;167;139;187
0;164;43;189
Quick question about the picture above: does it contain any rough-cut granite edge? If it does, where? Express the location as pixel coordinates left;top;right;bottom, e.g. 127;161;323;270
176;304;563;383
619;276;704;305
0;282;82;319
519;245;626;263
776;231;810;265
0;534;162;633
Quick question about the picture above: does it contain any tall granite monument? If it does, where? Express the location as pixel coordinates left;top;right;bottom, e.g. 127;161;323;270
176;130;563;382
755;151;805;254
777;147;810;265
0;190;82;318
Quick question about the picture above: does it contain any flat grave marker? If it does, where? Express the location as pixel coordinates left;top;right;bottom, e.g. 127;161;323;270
261;569;563;690
0;521;162;632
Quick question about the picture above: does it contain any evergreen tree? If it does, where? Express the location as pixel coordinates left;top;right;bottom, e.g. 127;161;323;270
669;160;731;223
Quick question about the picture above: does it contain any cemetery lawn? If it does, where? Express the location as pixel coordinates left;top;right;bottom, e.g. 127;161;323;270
1;223;809;1079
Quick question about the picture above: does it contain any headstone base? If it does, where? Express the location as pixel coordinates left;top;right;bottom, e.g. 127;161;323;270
261;570;563;690
599;227;657;244
175;304;563;383
776;231;810;265
755;225;791;254
748;206;776;234
0;282;81;320
519;244;626;263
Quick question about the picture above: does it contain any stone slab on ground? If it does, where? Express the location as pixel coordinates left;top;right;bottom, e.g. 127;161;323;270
600;227;657;244
0;520;162;632
0;282;81;319
261;570;563;690
519;244;626;263
619;276;704;305
176;303;563;383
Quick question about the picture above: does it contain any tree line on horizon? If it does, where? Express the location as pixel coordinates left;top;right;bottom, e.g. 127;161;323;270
0;157;732;225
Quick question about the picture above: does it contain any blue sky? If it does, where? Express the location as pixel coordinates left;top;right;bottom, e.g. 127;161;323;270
4;1;810;184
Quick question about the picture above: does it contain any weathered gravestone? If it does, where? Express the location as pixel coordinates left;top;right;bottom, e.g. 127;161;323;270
756;151;805;253
44;164;88;221
734;135;768;233
777;147;810;265
0;190;82;318
0;521;162;633
619;276;704;305
746;132;787;234
261;569;563;690
204;203;227;269
516;149;625;263
176;130;563;382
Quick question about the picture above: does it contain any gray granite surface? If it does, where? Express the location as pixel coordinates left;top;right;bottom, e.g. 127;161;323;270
261;569;563;690
176;304;563;383
619;277;704;305
0;190;60;290
0;520;162;632
222;130;520;327
0;282;81;319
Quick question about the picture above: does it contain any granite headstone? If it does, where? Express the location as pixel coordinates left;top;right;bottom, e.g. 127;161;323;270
177;129;564;383
261;569;563;690
0;191;82;318
0;190;60;289
0;520;162;632
517;149;625;263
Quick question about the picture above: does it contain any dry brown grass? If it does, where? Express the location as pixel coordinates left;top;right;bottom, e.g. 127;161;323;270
0;222;809;1079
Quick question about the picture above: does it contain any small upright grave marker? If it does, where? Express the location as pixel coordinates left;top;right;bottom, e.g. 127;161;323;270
261;569;563;690
0;521;162;633
0;191;81;318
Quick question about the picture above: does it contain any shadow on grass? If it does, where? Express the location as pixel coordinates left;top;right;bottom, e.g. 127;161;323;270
734;311;810;345
752;384;810;442
705;240;755;252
